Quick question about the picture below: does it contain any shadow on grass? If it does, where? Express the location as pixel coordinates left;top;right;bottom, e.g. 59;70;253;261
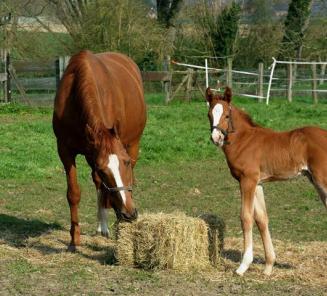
222;249;293;270
82;242;117;265
0;214;62;247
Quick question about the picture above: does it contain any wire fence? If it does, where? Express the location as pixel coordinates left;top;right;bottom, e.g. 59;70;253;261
0;56;326;106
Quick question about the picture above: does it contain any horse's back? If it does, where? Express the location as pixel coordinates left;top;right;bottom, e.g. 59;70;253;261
95;52;146;144
53;50;146;147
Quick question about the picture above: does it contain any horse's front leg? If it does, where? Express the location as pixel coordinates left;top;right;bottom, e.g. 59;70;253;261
254;185;275;275
236;176;257;275
58;143;81;252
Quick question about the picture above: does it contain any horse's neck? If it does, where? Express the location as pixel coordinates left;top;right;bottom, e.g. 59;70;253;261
231;106;257;133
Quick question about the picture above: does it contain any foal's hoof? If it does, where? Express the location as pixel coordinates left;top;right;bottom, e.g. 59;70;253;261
67;245;77;252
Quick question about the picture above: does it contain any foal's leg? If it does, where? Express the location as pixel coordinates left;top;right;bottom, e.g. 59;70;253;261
57;143;81;251
92;170;110;238
254;185;276;275
236;176;257;275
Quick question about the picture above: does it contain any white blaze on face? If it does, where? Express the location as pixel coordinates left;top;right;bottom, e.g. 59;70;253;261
108;154;126;206
211;103;224;145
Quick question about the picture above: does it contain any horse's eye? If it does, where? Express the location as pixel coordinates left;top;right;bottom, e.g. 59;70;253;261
124;160;131;167
226;115;229;119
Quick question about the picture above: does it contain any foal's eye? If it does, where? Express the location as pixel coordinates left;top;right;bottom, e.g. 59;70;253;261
124;160;131;166
225;115;229;119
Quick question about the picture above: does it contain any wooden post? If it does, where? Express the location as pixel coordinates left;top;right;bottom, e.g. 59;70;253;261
226;58;232;88
311;63;318;104
56;56;70;88
320;63;326;85
257;62;264;102
287;62;293;103
164;55;171;104
186;68;194;102
6;52;11;102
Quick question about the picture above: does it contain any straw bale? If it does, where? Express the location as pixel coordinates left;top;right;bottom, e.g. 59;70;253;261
115;212;213;271
199;213;225;266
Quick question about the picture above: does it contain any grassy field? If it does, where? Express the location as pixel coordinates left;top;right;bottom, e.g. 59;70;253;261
0;95;326;295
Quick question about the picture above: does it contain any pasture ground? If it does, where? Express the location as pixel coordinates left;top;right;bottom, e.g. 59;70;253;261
0;95;326;295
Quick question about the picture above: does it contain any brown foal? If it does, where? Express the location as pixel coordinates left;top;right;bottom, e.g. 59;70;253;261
206;87;327;275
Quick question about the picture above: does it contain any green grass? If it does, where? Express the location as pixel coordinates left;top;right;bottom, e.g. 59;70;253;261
0;95;326;295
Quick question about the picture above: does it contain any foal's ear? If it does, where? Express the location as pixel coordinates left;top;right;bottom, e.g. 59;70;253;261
205;87;213;103
223;87;232;103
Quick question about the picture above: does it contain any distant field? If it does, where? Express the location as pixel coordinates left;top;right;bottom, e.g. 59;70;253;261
0;96;326;295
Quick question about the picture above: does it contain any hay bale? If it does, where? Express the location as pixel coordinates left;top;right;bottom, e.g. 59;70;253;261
115;212;210;270
199;213;225;266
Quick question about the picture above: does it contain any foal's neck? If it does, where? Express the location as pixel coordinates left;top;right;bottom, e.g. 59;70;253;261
231;105;259;132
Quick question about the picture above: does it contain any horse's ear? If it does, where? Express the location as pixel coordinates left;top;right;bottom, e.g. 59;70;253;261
223;87;232;103
205;87;213;103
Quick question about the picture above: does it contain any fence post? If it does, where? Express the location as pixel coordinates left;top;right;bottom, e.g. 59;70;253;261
226;58;232;88
320;63;326;85
287;62;293;103
55;56;70;88
6;52;11;102
163;55;171;104
186;68;194;102
311;62;318;104
257;62;263;102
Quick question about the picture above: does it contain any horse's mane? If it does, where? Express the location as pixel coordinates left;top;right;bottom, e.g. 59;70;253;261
234;105;261;128
66;50;109;141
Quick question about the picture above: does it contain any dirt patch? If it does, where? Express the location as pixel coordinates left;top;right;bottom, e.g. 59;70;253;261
0;230;326;295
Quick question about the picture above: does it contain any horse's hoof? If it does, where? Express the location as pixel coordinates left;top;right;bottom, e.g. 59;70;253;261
67;245;77;252
263;265;273;276
96;229;109;238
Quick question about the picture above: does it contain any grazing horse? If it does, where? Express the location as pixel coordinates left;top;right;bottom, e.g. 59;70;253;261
205;87;327;275
53;50;146;251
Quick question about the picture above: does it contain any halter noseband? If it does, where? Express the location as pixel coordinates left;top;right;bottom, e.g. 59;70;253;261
211;105;235;141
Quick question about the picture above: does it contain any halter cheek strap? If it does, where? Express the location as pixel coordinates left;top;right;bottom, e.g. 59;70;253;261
211;105;235;139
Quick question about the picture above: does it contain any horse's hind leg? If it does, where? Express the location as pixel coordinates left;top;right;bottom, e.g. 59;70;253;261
254;185;276;275
57;142;81;251
306;167;327;209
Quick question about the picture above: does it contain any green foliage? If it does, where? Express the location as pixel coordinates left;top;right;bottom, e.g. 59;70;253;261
70;0;166;69
157;0;183;28
279;0;313;59
235;23;283;67
200;1;241;60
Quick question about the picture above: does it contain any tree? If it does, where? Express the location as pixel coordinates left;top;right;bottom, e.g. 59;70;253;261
279;0;313;59
155;0;183;57
197;1;241;61
156;0;183;28
45;0;166;68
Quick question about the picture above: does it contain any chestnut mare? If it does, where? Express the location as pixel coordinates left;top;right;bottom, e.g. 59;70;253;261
53;50;146;251
205;87;327;275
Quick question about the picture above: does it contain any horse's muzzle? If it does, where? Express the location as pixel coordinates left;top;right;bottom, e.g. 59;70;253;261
116;208;138;222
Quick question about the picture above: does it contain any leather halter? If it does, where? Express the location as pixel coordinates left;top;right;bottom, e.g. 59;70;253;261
211;105;235;139
102;182;133;192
